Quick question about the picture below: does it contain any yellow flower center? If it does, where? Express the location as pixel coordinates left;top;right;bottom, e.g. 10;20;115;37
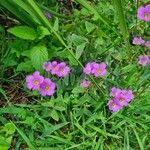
60;68;64;73
144;13;150;18
112;103;116;108
119;98;123;103
141;59;147;64
53;66;57;70
45;85;49;91
96;68;101;73
34;80;39;85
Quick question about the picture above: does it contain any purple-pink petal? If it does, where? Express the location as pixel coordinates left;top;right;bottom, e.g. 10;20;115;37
108;99;122;112
138;55;150;66
80;80;90;88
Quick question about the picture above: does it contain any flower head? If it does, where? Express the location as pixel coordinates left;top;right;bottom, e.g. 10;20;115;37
121;90;134;102
110;87;122;97
108;99;122;112
39;78;56;96
44;11;52;20
145;41;150;49
51;61;59;75
57;62;70;77
138;55;150;66
26;71;44;90
43;62;52;72
137;5;150;22
92;63;107;77
132;37;145;45
80;80;90;88
83;62;93;75
115;94;128;106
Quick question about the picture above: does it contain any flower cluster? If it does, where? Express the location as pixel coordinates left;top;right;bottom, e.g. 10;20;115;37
137;4;150;22
26;71;56;96
83;62;107;77
132;37;150;49
43;61;70;77
132;37;145;45
138;55;150;66
107;87;134;112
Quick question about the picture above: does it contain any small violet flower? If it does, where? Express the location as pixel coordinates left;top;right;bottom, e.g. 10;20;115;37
80;80;90;88
108;99;121;112
92;63;107;77
83;62;107;77
43;62;52;72
132;37;145;45
57;62;70;77
51;61;59;75
108;87;134;112
83;62;93;75
110;87;121;97
145;41;150;49
43;61;70;77
44;11;52;20
137;4;150;22
26;71;44;90
39;78;56;96
138;55;150;66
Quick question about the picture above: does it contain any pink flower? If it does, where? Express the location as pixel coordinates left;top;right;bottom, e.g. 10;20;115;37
57;62;70;77
108;87;135;112
121;90;134;102
51;61;59;75
39;78;56;96
132;37;145;45
83;62;93;75
80;80;90;88
115;94;128;106
26;71;44;90
145;41;150;49
137;5;150;22
92;62;107;77
138;55;150;66
83;62;107;77
43;62;52;72
110;87;122;97
107;99;122;112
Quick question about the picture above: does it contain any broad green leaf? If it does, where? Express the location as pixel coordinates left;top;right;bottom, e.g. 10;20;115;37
30;45;48;72
8;26;37;40
72;86;84;94
17;61;34;72
76;43;86;59
70;34;88;46
37;26;50;39
85;21;96;34
51;109;59;121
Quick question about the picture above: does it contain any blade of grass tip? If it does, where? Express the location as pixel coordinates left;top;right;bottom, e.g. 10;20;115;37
112;0;129;39
10;121;36;150
0;0;37;26
11;0;41;25
26;0;104;94
75;0;119;35
133;128;144;150
124;127;130;150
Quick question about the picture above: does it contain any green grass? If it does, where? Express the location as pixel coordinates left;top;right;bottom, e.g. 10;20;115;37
0;0;150;149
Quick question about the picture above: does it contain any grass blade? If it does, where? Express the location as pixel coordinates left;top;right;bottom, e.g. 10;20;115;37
112;0;128;39
11;121;36;150
133;128;144;150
